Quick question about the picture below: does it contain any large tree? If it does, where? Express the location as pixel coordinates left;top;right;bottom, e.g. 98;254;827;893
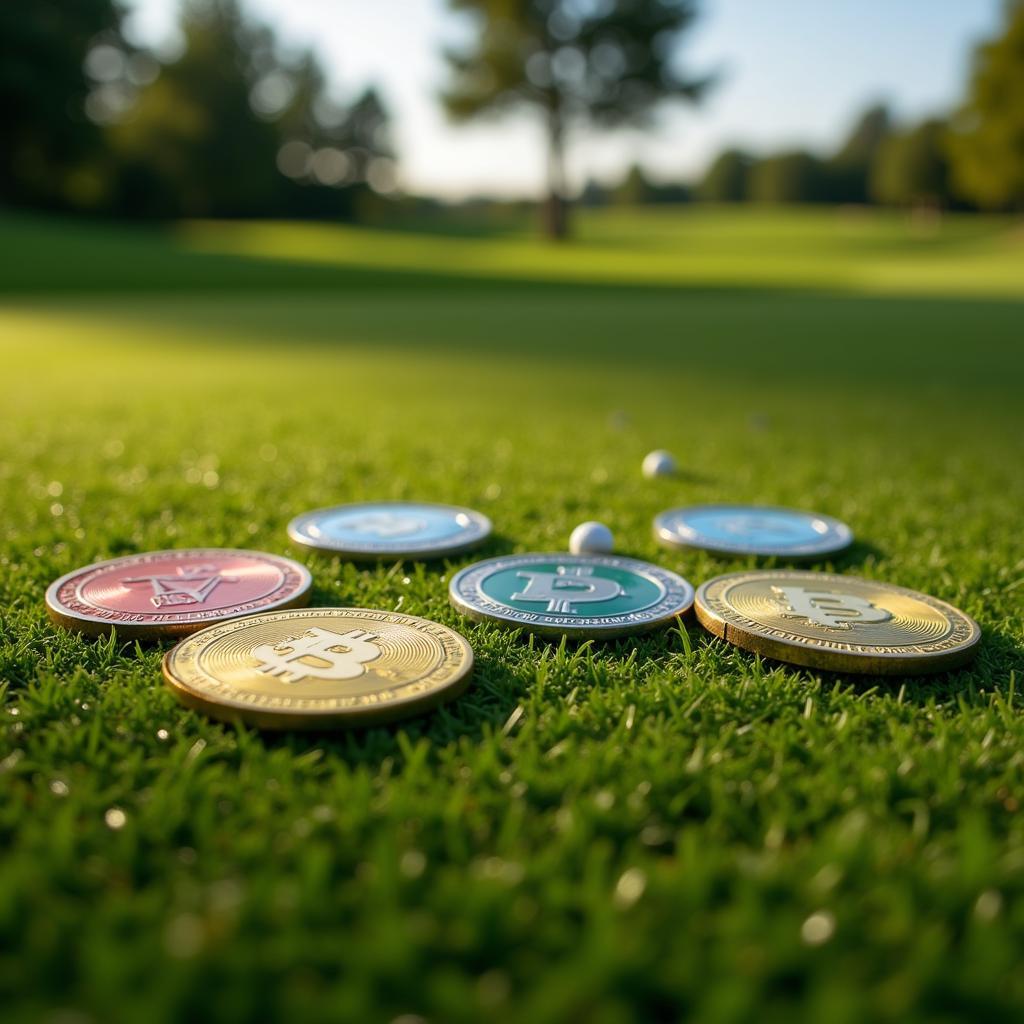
0;0;126;210
947;0;1024;210
441;0;709;238
827;103;892;204
107;0;393;219
871;119;952;209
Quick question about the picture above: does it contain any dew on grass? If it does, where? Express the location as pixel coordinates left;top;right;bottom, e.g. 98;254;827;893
164;913;204;958
975;889;1003;922
104;807;127;830
400;850;426;878
614;867;647;909
477;969;510;1007
801;910;836;945
49;780;69;797
156;728;169;741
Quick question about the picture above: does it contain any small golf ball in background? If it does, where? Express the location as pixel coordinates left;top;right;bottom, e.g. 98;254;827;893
642;449;676;479
569;521;614;555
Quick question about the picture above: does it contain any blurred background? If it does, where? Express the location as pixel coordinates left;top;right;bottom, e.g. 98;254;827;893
4;0;1023;235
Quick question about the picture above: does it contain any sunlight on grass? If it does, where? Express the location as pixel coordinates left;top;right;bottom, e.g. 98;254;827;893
176;206;1024;298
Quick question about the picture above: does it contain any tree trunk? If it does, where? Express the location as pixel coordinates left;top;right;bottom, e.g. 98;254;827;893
543;104;569;241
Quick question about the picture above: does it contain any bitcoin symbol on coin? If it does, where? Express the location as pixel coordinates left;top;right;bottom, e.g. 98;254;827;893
512;566;625;615
772;585;892;630
251;627;381;683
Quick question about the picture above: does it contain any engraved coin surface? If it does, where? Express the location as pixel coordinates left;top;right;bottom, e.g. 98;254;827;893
449;553;695;639
163;607;473;728
287;501;492;559
695;570;980;674
654;504;853;559
46;549;312;638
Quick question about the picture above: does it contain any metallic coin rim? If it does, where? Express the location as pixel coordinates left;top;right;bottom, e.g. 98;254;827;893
653;504;854;558
45;548;313;639
449;552;695;639
694;569;981;675
162;606;474;729
287;501;492;559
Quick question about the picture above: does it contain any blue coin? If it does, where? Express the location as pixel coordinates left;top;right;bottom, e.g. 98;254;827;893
288;502;492;559
653;504;853;559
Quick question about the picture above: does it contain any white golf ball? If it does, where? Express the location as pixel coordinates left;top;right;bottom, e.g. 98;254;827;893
569;521;614;555
642;449;677;479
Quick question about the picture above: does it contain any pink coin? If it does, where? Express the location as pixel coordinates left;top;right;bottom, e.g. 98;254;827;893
46;549;313;638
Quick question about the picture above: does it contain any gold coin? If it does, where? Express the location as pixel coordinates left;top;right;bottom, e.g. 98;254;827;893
163;608;473;729
695;570;980;675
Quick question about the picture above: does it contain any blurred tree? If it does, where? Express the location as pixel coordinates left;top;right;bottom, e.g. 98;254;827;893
747;151;828;204
826;103;891;203
871;119;952;208
947;0;1024;209
0;0;126;211
613;163;654;205
441;0;710;239
107;0;394;219
110;0;288;216
698;148;752;202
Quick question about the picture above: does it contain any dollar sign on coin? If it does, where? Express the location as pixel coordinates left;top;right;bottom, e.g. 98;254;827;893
694;570;980;674
163;608;474;728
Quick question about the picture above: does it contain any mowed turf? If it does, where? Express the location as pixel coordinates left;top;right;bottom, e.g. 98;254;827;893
1;207;1023;1024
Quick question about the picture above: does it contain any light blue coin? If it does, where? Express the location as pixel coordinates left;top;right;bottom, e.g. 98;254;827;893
653;504;853;559
288;502;492;559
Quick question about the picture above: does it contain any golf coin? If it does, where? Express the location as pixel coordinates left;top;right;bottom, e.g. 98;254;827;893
695;570;980;675
163;607;473;729
449;553;695;639
654;504;853;559
46;548;312;638
288;501;491;560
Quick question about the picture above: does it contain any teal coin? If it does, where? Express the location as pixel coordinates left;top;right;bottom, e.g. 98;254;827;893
449;553;695;639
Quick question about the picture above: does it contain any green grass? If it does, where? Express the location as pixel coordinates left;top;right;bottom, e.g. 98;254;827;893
1;206;1023;1024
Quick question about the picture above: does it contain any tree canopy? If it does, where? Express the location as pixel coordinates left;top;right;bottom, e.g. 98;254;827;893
442;0;710;236
0;0;126;210
947;0;1024;209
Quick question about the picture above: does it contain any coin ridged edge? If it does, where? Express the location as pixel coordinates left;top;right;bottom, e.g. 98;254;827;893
45;548;314;639
653;504;854;559
694;570;981;675
449;552;695;640
161;607;474;729
287;502;492;560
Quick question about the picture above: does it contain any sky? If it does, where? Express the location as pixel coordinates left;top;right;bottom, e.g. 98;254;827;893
122;0;1006;200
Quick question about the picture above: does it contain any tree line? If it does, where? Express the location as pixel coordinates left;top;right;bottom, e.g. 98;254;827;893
3;0;1023;234
2;0;395;220
586;0;1024;213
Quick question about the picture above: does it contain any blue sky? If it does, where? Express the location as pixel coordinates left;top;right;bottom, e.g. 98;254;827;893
122;0;1005;199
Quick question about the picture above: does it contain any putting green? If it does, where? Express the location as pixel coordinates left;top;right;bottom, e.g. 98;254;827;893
1;207;1022;1023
